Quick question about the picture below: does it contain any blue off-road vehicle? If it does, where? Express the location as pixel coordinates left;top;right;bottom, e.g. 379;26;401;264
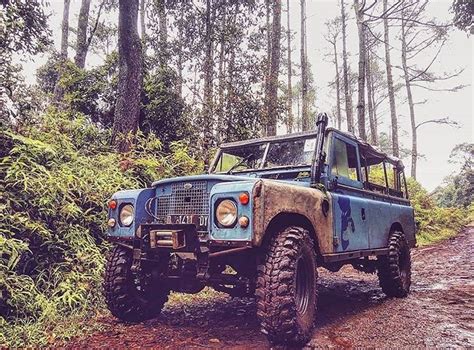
104;114;415;345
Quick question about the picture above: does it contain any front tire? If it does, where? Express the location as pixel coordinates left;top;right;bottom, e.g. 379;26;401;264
256;226;318;345
103;245;169;322
377;231;412;297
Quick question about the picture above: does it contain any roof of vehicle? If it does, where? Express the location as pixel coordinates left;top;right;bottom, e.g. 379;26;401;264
219;127;404;168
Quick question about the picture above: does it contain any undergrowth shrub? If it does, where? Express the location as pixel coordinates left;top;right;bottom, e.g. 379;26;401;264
407;179;469;246
0;111;201;346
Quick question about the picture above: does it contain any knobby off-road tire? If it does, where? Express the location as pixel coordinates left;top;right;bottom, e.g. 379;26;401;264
256;226;318;345
104;245;169;322
377;231;412;298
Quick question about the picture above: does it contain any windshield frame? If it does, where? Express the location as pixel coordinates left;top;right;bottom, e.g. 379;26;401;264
209;135;319;174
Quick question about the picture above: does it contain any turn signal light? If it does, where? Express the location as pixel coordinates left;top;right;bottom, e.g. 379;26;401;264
239;216;249;228
108;200;117;210
107;218;116;228
239;192;249;205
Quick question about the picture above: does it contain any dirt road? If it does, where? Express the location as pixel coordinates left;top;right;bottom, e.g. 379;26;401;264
68;226;473;348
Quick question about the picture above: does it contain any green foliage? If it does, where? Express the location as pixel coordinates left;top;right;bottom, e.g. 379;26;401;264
406;178;469;246
37;52;119;126
141;66;193;147
0;0;51;124
432;143;473;208
36;54;196;148
0;0;51;55
0;111;202;346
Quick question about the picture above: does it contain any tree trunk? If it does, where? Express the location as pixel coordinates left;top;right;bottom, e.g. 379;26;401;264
191;67;198;106
217;1;227;143
265;0;282;136
340;0;354;133
401;14;417;178
226;31;236;136
157;0;167;65
383;0;399;157
333;42;342;130
354;0;367;140
53;0;71;103
300;0;309;131
140;0;146;40
75;0;92;68
176;9;184;97
60;0;71;57
111;0;143;153
202;0;215;162
263;0;271;135
366;48;378;145
286;0;293;133
266;0;272;87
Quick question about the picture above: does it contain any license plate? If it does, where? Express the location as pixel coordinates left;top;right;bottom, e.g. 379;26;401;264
166;215;208;228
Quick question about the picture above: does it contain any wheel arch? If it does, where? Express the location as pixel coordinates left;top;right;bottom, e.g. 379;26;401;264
261;212;322;259
389;221;416;248
390;222;404;235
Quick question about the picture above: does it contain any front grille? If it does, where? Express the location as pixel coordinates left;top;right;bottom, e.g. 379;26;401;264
156;181;209;216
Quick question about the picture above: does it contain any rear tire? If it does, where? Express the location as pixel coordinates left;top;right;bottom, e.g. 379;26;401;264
377;231;411;297
256;226;318;345
103;245;169;322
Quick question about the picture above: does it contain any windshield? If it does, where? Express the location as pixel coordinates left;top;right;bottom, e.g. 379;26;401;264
212;137;317;173
266;138;316;167
213;144;266;173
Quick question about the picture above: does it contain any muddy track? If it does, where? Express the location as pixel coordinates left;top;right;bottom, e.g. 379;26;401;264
67;226;474;348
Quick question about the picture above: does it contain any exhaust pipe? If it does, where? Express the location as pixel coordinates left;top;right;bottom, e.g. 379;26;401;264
310;113;329;187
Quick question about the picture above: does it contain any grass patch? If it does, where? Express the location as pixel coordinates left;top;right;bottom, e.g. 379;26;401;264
416;227;460;247
0;309;107;347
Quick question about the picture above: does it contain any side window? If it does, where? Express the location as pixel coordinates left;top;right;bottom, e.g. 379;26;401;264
331;137;360;183
364;163;386;186
361;157;388;194
386;165;404;197
362;157;406;198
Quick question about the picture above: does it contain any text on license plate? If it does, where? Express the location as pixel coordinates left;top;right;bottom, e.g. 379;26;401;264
166;215;208;227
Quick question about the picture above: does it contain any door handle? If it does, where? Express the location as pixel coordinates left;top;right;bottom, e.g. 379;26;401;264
361;208;366;220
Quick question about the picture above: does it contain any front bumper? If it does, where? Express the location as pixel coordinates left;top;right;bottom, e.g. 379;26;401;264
139;223;201;253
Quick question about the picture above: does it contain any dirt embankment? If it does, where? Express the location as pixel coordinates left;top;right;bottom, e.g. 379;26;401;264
66;226;474;349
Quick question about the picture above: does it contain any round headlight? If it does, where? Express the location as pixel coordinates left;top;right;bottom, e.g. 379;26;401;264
216;199;237;227
119;204;134;226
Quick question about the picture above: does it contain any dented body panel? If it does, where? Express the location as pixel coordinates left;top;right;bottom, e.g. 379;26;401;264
252;179;334;254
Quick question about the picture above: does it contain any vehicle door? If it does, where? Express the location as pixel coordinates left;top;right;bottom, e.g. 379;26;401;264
362;160;394;249
328;133;369;252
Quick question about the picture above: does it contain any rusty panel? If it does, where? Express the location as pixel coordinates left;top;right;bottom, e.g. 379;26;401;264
252;179;334;254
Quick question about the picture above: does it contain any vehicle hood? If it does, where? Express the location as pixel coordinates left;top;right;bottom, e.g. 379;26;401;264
151;173;257;187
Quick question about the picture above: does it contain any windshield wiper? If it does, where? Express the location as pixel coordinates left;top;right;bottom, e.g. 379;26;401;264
227;153;254;174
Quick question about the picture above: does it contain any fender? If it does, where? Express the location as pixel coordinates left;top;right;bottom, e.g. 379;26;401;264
252;179;334;254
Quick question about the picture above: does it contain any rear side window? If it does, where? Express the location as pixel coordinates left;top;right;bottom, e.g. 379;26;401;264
363;163;385;186
331;137;359;182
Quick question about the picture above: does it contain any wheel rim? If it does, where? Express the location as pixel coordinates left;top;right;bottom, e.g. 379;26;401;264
295;254;311;315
